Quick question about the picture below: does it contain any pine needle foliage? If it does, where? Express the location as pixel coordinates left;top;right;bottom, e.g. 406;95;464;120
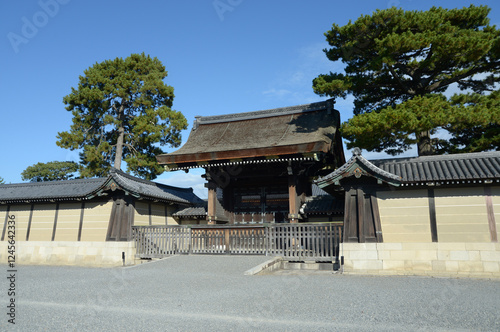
313;5;500;155
57;53;187;179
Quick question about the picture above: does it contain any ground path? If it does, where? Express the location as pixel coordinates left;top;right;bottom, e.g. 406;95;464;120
2;255;499;331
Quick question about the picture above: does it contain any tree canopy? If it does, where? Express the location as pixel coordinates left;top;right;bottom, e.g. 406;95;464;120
57;53;187;180
21;161;79;182
313;5;500;155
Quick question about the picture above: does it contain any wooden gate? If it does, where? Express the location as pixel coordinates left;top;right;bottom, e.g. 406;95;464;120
132;223;343;262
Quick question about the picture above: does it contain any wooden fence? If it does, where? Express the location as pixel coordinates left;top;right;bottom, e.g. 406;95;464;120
132;223;343;262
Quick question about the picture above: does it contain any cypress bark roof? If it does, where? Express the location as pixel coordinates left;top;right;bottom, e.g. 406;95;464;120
157;99;342;167
0;168;203;205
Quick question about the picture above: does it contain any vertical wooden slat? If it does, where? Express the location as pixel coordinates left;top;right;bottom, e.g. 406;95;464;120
77;202;85;242
356;189;365;243
131;224;345;260
51;203;60;242
1;205;11;241
484;186;498;243
26;203;34;241
428;188;438;243
370;194;384;242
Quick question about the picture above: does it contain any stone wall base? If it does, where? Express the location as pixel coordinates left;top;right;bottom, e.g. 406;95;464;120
342;242;500;278
0;241;136;267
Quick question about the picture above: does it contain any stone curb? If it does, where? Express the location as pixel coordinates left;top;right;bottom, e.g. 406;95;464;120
244;256;283;275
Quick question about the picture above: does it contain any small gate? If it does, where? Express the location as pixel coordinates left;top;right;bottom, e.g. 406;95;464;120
132;223;343;262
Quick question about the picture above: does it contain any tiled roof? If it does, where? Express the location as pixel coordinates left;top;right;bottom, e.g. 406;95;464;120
311;184;329;196
301;195;344;215
0;177;105;203
371;151;500;183
316;150;500;189
172;198;227;220
109;169;203;204
316;148;402;188
172;206;207;218
0;168;203;205
156;99;341;166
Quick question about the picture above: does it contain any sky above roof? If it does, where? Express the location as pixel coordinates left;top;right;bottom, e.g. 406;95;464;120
1;0;499;198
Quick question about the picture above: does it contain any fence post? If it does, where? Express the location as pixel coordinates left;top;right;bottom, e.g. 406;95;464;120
225;229;230;254
188;227;192;255
265;226;269;256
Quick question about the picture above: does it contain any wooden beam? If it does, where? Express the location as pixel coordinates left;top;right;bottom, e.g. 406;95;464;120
1;205;10;241
106;198;118;241
288;174;299;223
370;194;383;242
77;202;85;241
484;186;498;243
344;189;360;243
26;203;34;241
126;199;134;241
51;203;59;241
428;189;438;242
357;189;365;243
207;181;217;225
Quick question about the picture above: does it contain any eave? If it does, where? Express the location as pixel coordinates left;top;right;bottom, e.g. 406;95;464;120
158;141;330;165
316;148;403;190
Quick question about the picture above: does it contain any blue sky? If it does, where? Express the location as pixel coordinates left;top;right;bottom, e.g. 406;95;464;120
1;0;499;198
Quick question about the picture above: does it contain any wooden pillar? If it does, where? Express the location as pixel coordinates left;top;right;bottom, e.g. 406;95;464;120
344;189;358;242
207;181;217;225
357;188;365;243
288;174;299;223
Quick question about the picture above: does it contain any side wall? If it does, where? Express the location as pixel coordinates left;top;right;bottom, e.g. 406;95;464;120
134;201;179;226
342;185;500;278
377;189;431;242
0;199;183;266
377;186;498;244
0;241;136;267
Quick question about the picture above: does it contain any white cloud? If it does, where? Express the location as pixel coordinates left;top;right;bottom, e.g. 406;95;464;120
262;88;292;98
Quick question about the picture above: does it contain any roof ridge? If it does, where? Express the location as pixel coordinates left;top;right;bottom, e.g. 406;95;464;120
370;151;500;164
111;168;195;194
0;177;103;188
196;100;333;125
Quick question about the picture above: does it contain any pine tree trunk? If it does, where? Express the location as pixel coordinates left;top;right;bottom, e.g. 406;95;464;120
416;130;434;156
114;125;124;169
114;105;125;169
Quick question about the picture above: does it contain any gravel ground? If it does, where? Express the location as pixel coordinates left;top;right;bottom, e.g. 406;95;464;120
1;255;500;331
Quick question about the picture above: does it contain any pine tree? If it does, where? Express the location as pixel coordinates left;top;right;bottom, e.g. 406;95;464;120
21;161;79;182
313;5;500;155
57;53;187;179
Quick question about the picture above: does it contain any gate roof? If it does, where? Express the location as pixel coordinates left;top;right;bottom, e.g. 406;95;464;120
157;99;344;170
